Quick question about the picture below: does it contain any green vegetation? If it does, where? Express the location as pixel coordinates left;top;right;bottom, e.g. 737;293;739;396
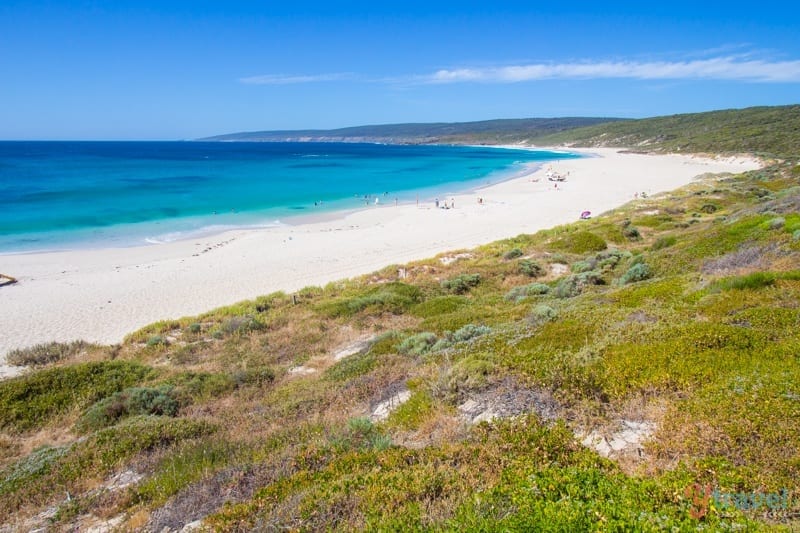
536;104;800;157
0;361;153;433
4;108;800;530
5;340;96;367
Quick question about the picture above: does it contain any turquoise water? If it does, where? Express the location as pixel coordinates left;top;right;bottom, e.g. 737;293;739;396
0;141;576;252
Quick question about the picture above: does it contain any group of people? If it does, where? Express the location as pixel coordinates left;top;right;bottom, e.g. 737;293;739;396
434;197;455;209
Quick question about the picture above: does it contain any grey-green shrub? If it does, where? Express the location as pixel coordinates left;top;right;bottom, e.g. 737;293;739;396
146;335;167;347
452;324;491;342
505;283;551;303
6;341;90;367
529;304;558;325
503;248;524;260
77;386;179;432
620;263;653;284
553;276;581;299
398;332;438;355
571;259;597;273
622;225;641;240
794;229;800;241
651;235;677;250
768;217;785;230
441;273;481;294
518;259;544;278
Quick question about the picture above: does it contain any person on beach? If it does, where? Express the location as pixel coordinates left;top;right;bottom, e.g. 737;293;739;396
435;198;439;208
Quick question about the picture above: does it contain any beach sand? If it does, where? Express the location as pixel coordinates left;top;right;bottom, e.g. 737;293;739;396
0;148;761;376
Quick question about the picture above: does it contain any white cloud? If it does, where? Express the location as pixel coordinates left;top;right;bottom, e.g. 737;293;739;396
239;73;353;85
424;57;800;84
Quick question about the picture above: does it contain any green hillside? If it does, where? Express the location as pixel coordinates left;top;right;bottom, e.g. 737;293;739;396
536;105;800;157
2;108;800;530
200;117;623;144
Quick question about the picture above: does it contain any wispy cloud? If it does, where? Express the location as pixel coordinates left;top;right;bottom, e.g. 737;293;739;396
239;73;355;85
239;54;800;87
423;57;800;84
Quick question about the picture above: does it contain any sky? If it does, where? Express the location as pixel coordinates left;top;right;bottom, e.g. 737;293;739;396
1;1;798;140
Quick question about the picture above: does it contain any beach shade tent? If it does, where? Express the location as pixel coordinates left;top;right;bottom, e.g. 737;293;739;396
580;211;591;219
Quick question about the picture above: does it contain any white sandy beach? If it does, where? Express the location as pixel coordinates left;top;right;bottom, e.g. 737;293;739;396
0;148;760;376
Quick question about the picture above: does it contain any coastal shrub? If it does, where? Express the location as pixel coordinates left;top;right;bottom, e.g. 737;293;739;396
325;351;378;382
503;248;524;260
0;445;70;496
0;361;152;433
571;259;597;273
794;229;800;241
77;386;179;432
5;340;91;367
232;367;276;388
188;323;202;334
700;203;719;214
553;231;607;254
147;335;167;347
162;372;237;402
651;235;677;250
595;249;630;270
620;263;653;284
410;295;468;318
441;273;481;294
398;332;438;356
387;391;435;430
218;315;265;336
705;271;800;293
319;282;422;317
552;276;581;299
452;324;491;343
767;216;785;230
518;259;544;277
331;418;392;452
622;225;641;240
505;283;551;303
529;304;558;326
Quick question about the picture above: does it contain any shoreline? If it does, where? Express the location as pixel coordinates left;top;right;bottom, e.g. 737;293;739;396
0;143;556;257
0;147;761;377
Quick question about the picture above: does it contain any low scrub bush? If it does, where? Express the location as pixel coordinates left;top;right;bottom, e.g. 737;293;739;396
503;248;524;260
518;259;544;277
441;273;481;294
410;296;468;318
767;216;785;230
6;341;92;367
452;324;491;342
319;282;423;317
331;418;392;452
706;270;800;293
553;271;603;298
651;235;677;250
162;372;237;402
0;361;152;433
622;225;641;240
571;259;597;273
529;304;558;326
505;283;551;303
398;332;438;356
619;263;653;284
77;386;179;432
552;231;607;254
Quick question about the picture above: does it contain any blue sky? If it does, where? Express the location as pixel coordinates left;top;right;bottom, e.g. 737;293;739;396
1;1;798;140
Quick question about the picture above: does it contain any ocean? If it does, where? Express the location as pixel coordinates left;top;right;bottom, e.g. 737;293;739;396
0;141;576;252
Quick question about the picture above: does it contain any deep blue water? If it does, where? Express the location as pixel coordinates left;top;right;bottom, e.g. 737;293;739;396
0;141;576;252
